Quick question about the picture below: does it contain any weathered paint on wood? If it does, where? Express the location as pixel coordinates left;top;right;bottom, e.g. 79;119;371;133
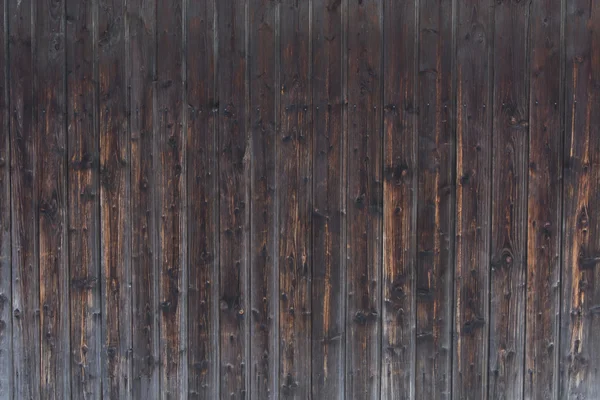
3;1;600;399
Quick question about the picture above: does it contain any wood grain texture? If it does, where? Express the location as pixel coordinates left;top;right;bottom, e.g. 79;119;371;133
67;0;102;397
4;2;600;399
278;1;312;398
98;0;132;397
0;0;12;397
9;0;40;398
488;1;530;399
36;0;70;397
217;0;250;398
382;0;417;398
249;0;279;398
346;0;383;398
453;0;493;399
129;0;159;397
525;0;563;398
311;0;346;398
561;1;600;398
186;0;219;397
156;0;187;397
416;0;454;397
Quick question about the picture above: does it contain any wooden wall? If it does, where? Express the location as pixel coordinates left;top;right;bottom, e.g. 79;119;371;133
0;0;599;398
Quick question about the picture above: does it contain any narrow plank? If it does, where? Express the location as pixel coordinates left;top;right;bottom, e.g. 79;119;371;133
129;0;160;396
560;1;600;398
453;0;493;398
217;0;250;398
98;0;132;397
249;0;279;397
0;0;12;396
36;0;70;397
345;0;383;397
9;0;41;397
186;0;219;397
488;1;530;399
157;0;187;397
67;0;102;397
278;0;312;398
382;0;417;397
311;0;346;398
415;0;454;397
525;0;563;398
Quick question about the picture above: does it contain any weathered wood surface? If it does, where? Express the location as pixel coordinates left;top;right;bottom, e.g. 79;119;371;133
2;0;600;398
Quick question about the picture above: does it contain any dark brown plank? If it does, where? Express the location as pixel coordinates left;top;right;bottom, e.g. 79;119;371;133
129;0;159;397
0;0;12;396
186;0;219;397
249;0;279;397
311;0;346;398
382;0;417;397
9;0;40;397
278;1;311;398
98;0;131;397
488;1;530;399
157;0;187;397
560;2;600;398
346;0;383;397
217;0;250;398
36;0;70;397
67;0;102;397
415;0;454;397
453;0;493;398
525;0;563;398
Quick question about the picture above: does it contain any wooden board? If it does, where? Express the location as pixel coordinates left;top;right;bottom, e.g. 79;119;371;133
217;0;250;398
453;0;493;399
560;1;600;398
311;0;346;398
525;0;563;398
416;0;455;398
278;1;312;398
9;0;40;398
249;0;279;397
488;1;530;399
129;0;160;397
346;0;383;398
186;0;219;397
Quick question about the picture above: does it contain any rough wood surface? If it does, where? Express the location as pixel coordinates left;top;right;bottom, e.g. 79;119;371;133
2;2;600;398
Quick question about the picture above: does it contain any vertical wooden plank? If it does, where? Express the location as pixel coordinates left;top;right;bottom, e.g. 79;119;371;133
129;0;159;396
36;0;70;397
525;0;563;398
98;0;131;397
561;1;600;398
186;0;219;397
157;0;187;397
0;0;12;397
218;0;250;398
9;0;40;397
67;0;102;397
249;0;279;398
346;0;383;398
488;1;530;399
453;0;493;398
216;0;251;398
278;1;311;398
382;0;417;397
415;0;454;397
311;0;346;398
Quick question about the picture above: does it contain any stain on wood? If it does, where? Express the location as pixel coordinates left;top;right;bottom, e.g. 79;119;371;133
2;0;600;398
